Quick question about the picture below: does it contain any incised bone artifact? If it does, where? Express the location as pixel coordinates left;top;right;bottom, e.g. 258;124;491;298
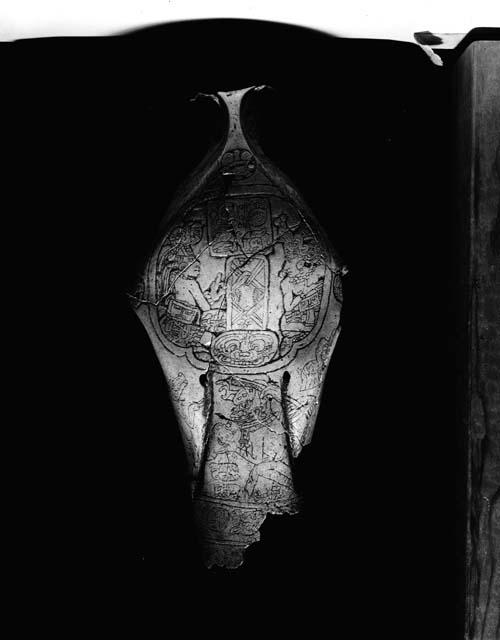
130;86;345;568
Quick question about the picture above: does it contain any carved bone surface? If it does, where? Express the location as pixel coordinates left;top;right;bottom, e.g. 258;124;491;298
130;86;344;568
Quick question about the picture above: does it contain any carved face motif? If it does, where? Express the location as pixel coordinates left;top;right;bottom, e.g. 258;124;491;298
184;260;201;278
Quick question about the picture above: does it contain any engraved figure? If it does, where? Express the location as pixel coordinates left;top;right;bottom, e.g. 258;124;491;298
300;334;335;391
159;253;226;347
201;375;293;509
280;248;324;335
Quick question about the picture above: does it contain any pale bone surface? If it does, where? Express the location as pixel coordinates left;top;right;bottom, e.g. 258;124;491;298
130;86;345;568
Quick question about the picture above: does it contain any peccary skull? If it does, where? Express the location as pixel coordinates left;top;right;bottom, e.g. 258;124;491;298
130;86;344;568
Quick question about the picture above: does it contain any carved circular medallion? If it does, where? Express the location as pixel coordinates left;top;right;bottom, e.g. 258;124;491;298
149;191;338;373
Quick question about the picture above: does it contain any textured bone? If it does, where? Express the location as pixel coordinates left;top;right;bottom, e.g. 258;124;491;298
130;86;344;568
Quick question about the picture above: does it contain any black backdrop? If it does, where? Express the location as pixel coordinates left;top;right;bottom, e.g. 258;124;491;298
12;20;467;636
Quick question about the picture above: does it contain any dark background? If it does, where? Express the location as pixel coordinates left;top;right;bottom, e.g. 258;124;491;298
11;20;472;635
